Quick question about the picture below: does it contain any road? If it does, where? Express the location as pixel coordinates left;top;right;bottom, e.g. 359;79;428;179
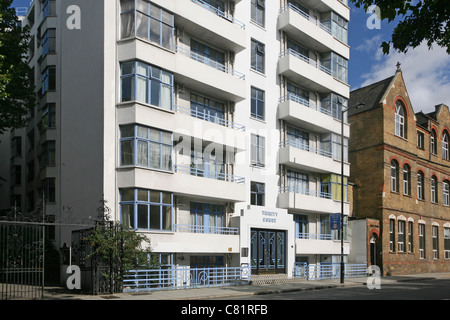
216;279;450;300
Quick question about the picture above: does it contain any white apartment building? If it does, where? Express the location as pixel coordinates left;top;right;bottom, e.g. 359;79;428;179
6;0;350;278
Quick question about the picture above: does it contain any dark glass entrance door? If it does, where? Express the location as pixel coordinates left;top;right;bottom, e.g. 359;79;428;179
250;229;286;274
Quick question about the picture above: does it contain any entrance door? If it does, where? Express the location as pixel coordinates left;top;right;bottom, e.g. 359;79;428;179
250;229;285;274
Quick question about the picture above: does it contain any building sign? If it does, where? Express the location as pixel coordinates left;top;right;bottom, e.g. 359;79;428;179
330;213;341;230
262;211;277;223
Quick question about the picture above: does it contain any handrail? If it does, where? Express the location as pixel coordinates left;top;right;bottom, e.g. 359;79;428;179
174;224;239;235
175;45;245;80
191;0;246;29
279;185;332;199
279;3;332;34
174;105;245;131
279;48;332;76
175;165;245;184
280;139;333;158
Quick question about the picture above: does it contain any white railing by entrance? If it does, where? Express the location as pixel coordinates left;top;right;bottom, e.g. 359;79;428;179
294;263;367;280
123;266;251;292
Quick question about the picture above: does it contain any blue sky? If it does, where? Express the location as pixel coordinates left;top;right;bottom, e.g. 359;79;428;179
11;0;450;114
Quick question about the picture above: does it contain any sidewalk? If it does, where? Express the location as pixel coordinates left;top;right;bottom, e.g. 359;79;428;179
42;272;450;300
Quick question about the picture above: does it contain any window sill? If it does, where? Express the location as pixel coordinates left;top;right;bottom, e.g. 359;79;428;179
117;165;174;175
116;100;175;115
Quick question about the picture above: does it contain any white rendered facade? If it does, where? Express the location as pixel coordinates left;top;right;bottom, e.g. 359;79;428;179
12;0;350;277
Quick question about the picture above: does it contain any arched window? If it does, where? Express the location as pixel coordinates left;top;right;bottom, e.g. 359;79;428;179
395;101;406;138
417;171;425;200
403;164;411;196
444;180;450;206
391;160;399;192
443;131;449;160
431;129;437;155
431;176;438;203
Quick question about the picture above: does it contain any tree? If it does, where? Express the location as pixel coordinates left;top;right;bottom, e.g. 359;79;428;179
351;0;450;54
0;0;35;134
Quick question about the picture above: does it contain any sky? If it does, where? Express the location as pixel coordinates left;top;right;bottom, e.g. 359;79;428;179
11;0;450;114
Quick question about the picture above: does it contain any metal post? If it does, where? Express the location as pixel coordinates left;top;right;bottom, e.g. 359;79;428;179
340;112;345;284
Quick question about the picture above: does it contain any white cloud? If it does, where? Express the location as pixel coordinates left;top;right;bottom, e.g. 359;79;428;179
359;42;450;114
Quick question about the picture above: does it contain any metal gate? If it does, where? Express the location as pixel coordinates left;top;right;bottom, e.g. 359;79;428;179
0;221;45;299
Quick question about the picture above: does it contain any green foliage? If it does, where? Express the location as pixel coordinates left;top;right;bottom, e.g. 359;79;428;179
351;0;450;54
86;221;158;272
0;0;35;134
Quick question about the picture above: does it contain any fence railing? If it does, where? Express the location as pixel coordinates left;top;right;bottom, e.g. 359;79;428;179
280;48;332;76
297;233;333;240
175;165;245;184
279;3;332;34
191;0;246;29
294;263;367;280
175;45;245;80
174;105;245;131
123;266;251;292
279;185;332;199
173;224;239;235
280;139;333;158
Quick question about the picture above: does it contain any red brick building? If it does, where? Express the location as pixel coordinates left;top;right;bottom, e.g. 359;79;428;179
349;65;450;275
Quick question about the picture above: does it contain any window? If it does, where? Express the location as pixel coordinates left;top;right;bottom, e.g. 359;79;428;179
120;0;174;50
287;170;309;194
11;137;22;157
40;140;55;168
287;126;309;150
251;182;265;206
390;219;395;252
295;215;309;239
42;0;56;19
432;225;439;259
251;0;265;27
40;104;56;130
120;188;172;231
443;131;449;160
190;202;225;234
41;66;56;95
320;214;331;240
417;171;425;200
444;227;450;259
333;215;348;241
444;180;450;206
191;39;225;70
403;164;411;196
287;82;309;107
395;101;406;139
41;28;56;58
190;93;225;124
419;223;425;259
390;160;399;193
191;149;225;180
431;176;438;203
120;125;172;171
398;220;405;252
120;61;173;110
250;134;265;166
251;39;265;74
320;174;348;201
320;133;348;162
41;178;55;202
320;93;348;121
251;87;265;120
431;129;437;155
408;221;413;253
321;52;348;83
417;131;424;149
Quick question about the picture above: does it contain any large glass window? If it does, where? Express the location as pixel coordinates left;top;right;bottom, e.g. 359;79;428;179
417;171;425;200
120;0;174;50
190;202;225;234
41;28;56;58
41;66;56;95
431;176;438;203
398;220;405;252
190;39;225;70
190;93;225;124
321;174;348;201
251;0;265;27
321;52;348;83
287;170;309;194
295;214;308;239
251;87;265;120
121;61;173;110
251;39;265;74
251;181;265;206
120;124;172;171
250;134;265;167
403;164;411;196
321;11;348;44
320;93;348;121
320;133;348;161
287;126;309;150
120;188;172;231
443;131;449;160
287;82;309;107
390;160;399;192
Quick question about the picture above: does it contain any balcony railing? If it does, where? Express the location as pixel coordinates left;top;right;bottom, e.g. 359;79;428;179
297;232;333;240
174;165;245;184
280;139;332;158
279;93;335;118
191;0;246;29
173;224;239;235
280;48;332;76
280;3;332;34
279;185;332;199
175;45;245;80
174;105;245;131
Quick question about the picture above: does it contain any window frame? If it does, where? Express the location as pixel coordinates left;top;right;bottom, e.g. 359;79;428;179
250;134;265;167
390;160;399;193
250;181;265;206
403;164;411;196
395;101;406;139
251;39;265;74
251;87;265;120
250;0;265;27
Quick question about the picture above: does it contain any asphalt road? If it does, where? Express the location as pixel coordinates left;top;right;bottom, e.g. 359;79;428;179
216;279;450;300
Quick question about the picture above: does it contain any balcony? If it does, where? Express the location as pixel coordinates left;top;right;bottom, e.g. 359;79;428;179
279;140;349;176
117;40;247;102
279;4;349;59
149;0;246;52
278;49;349;98
278;186;349;214
278;94;349;136
117;166;246;202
